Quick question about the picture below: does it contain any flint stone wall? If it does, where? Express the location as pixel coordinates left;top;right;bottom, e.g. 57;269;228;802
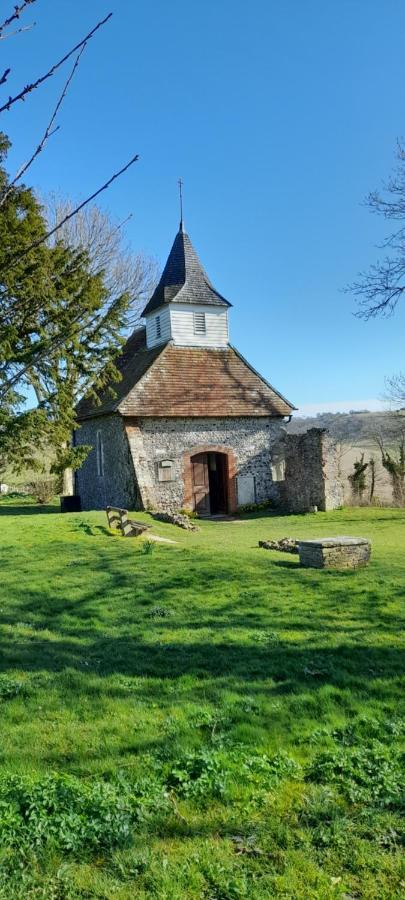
280;428;344;513
125;416;284;512
74;415;140;511
75;414;284;512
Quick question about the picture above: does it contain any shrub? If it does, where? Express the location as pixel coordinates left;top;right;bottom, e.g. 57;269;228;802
178;508;199;519
237;500;272;514
28;478;57;505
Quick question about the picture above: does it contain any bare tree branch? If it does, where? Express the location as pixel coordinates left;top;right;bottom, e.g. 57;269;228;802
45;198;158;326
1;153;139;276
0;44;86;207
0;22;35;41
384;373;405;407
348;142;405;318
0;11;112;113
0;0;36;37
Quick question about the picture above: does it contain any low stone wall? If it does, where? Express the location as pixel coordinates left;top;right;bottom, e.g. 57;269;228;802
298;537;371;569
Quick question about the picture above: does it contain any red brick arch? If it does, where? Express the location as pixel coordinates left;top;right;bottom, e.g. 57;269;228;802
182;444;238;513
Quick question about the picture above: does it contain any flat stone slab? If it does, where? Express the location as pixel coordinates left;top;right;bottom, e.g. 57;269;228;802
298;536;371;569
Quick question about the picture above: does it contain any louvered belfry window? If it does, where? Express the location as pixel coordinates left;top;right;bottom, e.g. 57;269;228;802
194;311;206;335
155;315;161;339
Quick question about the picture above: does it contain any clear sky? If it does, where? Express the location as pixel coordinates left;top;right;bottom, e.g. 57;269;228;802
4;0;405;413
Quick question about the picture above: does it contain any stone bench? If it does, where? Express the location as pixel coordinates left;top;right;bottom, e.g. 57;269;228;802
298;536;371;569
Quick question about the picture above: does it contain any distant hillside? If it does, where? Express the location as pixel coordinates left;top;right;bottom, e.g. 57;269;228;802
287;410;405;446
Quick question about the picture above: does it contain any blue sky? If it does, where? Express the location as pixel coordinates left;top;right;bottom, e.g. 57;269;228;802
4;0;405;414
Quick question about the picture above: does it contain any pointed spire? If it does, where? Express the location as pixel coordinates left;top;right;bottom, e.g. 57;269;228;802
178;178;184;232
141;223;231;316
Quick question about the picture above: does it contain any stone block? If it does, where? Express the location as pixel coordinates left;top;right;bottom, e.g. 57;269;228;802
298;536;371;569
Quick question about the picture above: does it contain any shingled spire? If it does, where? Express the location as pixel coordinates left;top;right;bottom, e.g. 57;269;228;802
141;227;231;316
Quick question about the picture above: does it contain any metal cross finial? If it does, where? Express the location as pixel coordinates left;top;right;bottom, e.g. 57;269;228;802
178;177;184;231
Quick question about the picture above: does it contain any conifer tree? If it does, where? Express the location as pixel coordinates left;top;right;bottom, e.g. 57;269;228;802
0;134;130;486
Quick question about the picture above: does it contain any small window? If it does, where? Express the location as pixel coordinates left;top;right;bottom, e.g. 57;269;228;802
155;315;161;339
157;459;174;482
271;456;286;482
96;430;104;477
193;311;206;335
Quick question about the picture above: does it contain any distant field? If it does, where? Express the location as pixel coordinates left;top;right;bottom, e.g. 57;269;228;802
0;499;403;898
339;441;394;503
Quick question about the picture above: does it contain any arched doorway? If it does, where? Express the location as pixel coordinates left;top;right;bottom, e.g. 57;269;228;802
191;451;229;516
183;445;238;516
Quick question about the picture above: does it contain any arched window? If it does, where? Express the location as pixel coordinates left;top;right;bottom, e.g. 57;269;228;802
96;430;104;477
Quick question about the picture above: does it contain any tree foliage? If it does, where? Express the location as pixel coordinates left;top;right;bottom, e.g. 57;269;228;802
348;453;368;500
376;433;405;506
0;134;138;481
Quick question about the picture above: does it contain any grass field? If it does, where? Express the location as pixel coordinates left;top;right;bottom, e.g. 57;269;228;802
0;498;404;898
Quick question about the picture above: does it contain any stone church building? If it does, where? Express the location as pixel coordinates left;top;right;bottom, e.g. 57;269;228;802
75;223;302;514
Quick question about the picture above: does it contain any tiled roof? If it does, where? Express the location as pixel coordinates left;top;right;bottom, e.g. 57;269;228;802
76;328;162;420
142;226;231;315
76;330;295;420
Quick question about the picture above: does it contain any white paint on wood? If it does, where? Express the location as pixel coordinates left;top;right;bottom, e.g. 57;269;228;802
145;306;172;348
169;303;229;347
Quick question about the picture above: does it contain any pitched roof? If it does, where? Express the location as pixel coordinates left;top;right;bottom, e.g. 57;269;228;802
76;329;295;420
75;328;162;419
142;226;231;316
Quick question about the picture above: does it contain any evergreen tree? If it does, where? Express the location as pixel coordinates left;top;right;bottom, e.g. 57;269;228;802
0;134;130;487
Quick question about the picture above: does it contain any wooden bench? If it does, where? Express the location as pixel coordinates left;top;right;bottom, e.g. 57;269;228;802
106;506;151;538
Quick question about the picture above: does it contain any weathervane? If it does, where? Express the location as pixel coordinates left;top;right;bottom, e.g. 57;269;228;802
178;177;184;231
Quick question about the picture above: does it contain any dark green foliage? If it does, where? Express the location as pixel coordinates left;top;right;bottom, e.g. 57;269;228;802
379;437;405;505
348;452;368;499
166;749;228;799
0;675;25;701
0;131;129;480
0;773;138;852
308;742;404;808
369;455;376;502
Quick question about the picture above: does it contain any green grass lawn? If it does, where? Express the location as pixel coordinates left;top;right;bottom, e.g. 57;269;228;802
0;499;404;898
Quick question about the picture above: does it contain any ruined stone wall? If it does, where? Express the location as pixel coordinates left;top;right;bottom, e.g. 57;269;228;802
125;416;284;512
282;428;344;513
74;415;139;510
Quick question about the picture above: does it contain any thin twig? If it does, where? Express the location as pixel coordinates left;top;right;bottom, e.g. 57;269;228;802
0;12;112;113
2;153;139;272
0;0;36;37
0;22;35;40
0;69;11;86
0;44;86;207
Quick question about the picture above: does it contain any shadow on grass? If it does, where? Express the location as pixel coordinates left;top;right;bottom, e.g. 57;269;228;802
0;532;403;715
0;503;60;516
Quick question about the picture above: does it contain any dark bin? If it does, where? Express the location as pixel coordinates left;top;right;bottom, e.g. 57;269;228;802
60;495;82;513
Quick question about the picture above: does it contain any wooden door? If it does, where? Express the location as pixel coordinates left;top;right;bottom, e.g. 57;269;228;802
192;453;210;515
